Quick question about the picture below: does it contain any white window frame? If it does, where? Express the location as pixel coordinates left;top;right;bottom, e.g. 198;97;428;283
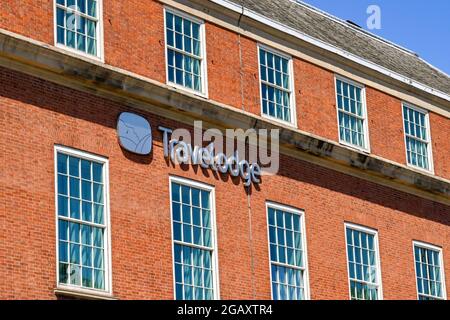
266;201;310;300
169;176;220;300
334;75;371;153
401;102;434;174
163;7;209;98
412;241;447;300
54;145;113;298
53;0;105;62
344;222;383;300
257;44;297;128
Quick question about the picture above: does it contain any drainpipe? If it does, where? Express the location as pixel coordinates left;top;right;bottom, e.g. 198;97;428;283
237;1;257;300
237;2;245;112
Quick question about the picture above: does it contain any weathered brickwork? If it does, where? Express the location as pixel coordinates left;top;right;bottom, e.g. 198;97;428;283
0;67;448;300
1;1;448;180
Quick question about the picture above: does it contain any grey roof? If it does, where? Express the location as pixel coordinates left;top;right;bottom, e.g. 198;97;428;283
225;0;450;95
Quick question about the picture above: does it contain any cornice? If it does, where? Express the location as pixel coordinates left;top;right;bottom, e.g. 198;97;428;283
0;29;448;205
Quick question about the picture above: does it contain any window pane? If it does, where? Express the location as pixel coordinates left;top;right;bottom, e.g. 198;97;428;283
92;162;103;182
56;1;98;56
93;227;103;247
81;201;92;222
81;180;91;201
58;154;68;175
93;183;103;203
173;202;181;222
70;243;80;264
82;245;92;266
336;79;367;149
78;0;86;14
56;8;66;27
70;198;80;219
59;240;68;263
82;267;93;288
94;269;105;290
182;204;191;224
68;265;81;285
81;225;92;245
56;151;107;291
87;0;97;17
272;265;304;300
93;204;103;224
59;263;69;284
78;17;86;33
69;157;79;176
58;174;68;195
69;177;80;198
268;206;305;300
192;207;201;226
171;182;214;300
166;12;203;93
346;227;379;300
414;245;444;300
174;222;182;241
81;160;91;180
192;23;200;39
403;105;430;170
193;227;202;245
58;195;69;217
93;248;103;268
260;48;292;123
87;38;97;56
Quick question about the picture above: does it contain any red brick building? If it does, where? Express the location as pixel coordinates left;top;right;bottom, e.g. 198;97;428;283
0;0;449;300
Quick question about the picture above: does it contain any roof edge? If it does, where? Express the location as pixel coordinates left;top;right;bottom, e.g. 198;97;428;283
295;0;450;78
293;0;418;57
417;55;450;78
210;0;450;103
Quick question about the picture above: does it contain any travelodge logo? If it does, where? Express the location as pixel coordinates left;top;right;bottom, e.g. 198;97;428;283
117;112;153;155
117;112;281;187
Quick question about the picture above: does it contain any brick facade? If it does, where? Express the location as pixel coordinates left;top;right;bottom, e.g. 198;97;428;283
1;1;448;179
0;0;449;300
1;67;449;300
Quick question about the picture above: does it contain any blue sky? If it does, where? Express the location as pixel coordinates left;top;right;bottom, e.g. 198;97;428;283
301;0;450;76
